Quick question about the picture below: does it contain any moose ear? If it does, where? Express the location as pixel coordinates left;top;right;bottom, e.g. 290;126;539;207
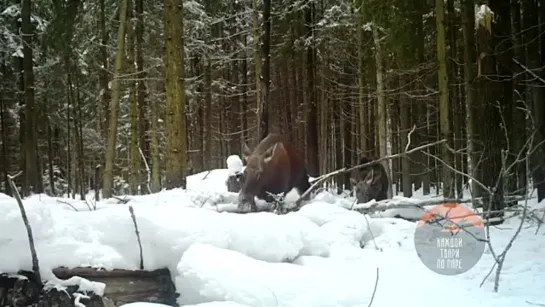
242;143;251;161
264;142;284;164
350;177;358;186
364;169;374;185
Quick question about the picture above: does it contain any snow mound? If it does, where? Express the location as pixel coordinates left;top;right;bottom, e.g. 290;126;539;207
294;201;369;258
121;303;249;307
176;243;375;306
226;155;244;176
0;200;332;279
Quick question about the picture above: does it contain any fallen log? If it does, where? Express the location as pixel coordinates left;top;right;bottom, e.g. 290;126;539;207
0;268;178;307
52;267;178;306
0;271;109;307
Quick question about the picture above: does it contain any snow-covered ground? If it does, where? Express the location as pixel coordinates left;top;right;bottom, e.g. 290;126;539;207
0;167;544;307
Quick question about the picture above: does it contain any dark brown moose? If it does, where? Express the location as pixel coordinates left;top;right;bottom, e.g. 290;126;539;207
350;156;389;204
238;133;311;211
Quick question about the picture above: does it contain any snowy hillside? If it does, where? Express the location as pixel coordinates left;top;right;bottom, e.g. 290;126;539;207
0;168;544;307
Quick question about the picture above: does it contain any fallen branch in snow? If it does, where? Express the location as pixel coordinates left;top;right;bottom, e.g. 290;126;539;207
201;170;212;180
352;196;528;215
213;194;533;219
368;267;379;307
128;205;144;270
73;292;89;307
7;171;42;286
113;195;130;204
85;197;97;211
297;139;447;207
56;200;80;211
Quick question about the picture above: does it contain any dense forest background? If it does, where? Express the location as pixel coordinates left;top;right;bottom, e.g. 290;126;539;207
1;0;544;218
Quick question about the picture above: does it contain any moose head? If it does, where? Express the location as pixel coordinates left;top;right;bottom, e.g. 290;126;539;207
350;168;382;204
238;141;285;210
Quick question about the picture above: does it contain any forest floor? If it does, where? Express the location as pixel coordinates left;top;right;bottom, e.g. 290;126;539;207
0;168;543;307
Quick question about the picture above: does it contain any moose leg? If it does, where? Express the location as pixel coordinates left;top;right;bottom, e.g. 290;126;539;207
295;174;311;200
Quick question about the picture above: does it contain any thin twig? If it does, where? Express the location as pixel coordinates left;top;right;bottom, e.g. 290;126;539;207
367;267;379;307
202;170;212;180
138;147;152;194
128;205;144;270
56;200;80;211
7;172;42;286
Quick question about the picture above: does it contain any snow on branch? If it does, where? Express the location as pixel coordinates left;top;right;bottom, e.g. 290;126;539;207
475;4;494;30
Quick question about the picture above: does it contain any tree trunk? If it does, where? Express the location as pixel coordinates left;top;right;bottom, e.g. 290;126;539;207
435;0;454;199
128;0;140;195
510;0;526;196
476;6;505;224
447;0;463;198
260;0;270;140
150;84;161;193
399;75;412;197
461;0;478;197
252;0;262;141
102;0;129;198
0;84;10;196
305;0;319;177
357;0;367;156
22;0;40;195
136;0;150;194
99;0;111;142
74;69;86;200
372;20;392;198
490;0;516;206
163;0;187;189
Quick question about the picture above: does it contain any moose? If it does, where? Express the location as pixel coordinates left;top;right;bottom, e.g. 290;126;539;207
350;156;390;204
238;133;311;212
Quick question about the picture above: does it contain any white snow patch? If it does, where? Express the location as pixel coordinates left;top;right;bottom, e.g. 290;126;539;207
475;4;494;26
0;168;543;307
44;276;106;296
176;243;375;306
121;303;249;307
226;155;244;176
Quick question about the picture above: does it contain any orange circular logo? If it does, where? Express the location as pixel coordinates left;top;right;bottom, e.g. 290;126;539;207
414;203;485;275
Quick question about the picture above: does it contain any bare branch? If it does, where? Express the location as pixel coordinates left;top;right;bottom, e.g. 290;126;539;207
56;200;80;211
138;147;152;194
405;124;416;152
7;173;42;286
128;205;144;270
299;139;447;206
368;268;379;307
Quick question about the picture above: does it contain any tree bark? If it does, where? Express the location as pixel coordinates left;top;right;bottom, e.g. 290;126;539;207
305;0;319;177
435;0;454;199
102;0;129;198
128;0;140;195
22;0;40;195
163;0;187;189
372;19;392;198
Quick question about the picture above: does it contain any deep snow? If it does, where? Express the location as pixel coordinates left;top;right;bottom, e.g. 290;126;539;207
0;166;544;306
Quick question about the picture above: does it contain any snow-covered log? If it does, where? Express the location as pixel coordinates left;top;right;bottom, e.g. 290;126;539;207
52;267;177;306
0;268;177;307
